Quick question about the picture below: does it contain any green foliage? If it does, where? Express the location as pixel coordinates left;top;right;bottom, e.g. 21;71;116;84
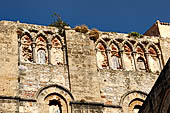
49;13;69;29
128;32;143;38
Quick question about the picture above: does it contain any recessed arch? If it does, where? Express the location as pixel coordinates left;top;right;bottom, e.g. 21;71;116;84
146;42;160;54
108;39;122;69
108;39;120;50
20;34;33;63
134;42;146;53
120;90;147;113
96;40;108;69
95;38;107;49
36;84;74;113
52;34;64;47
122;40;134;52
122;40;135;71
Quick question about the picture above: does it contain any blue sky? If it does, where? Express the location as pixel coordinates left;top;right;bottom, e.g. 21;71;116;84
0;0;170;34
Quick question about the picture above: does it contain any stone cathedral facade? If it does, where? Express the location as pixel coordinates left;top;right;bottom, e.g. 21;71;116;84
0;20;169;113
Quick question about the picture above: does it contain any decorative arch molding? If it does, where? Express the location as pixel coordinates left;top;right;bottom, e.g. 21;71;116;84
146;42;160;54
108;39;120;50
35;31;48;43
120;90;147;113
52;34;64;47
121;40;134;52
134;42;146;53
95;38;107;49
36;84;74;113
120;90;147;106
36;84;74;101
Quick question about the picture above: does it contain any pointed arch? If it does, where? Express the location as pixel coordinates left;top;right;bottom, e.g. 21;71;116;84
20;33;33;63
51;36;64;65
134;42;147;72
95;39;108;69
108;39;122;69
95;38;107;49
35;34;48;64
108;39;120;50
147;43;161;72
146;42;160;54
122;40;134;52
52;34;64;47
122;40;135;71
134;42;146;53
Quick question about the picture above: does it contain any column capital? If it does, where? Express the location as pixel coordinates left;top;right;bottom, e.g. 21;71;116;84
106;48;111;52
145;52;150;55
31;43;36;48
47;43;52;49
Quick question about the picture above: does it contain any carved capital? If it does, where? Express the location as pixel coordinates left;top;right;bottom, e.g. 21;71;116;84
31;43;36;48
47;43;52;49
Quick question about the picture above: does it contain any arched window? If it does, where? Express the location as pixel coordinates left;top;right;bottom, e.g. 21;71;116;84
133;105;141;113
109;43;121;69
136;57;146;71
36;36;48;64
148;46;160;72
49;99;62;113
20;35;33;63
128;98;144;113
135;45;147;72
51;37;63;65
96;42;108;69
123;43;135;71
37;49;46;64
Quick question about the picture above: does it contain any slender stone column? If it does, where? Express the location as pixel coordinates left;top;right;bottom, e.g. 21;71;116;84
145;52;150;72
18;37;21;65
62;44;67;65
158;53;163;70
119;50;125;70
106;48;111;69
47;43;52;64
132;51;137;71
31;43;36;63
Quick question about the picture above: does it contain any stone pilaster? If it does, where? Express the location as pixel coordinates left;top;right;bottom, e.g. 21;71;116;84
31;43;36;63
47;43;52;64
132;51;137;71
120;50;125;70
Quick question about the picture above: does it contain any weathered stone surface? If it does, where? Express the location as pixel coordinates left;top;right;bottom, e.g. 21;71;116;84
0;20;169;113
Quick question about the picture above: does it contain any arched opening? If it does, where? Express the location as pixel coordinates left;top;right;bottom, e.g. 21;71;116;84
96;42;108;69
123;43;135;71
51;37;63;65
148;46;160;72
128;98;144;113
36;36;48;64
136;57;146;71
133;105;141;113
37;49;46;64
135;45;147;72
49;99;62;113
109;43;121;69
20;34;33;63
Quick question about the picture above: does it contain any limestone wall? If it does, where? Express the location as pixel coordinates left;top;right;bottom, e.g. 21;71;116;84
158;23;170;38
0;21;18;97
66;30;101;102
0;99;18;113
159;37;170;65
0;21;170;113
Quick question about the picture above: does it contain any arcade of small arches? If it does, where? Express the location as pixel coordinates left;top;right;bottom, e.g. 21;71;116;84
95;38;163;73
17;30;65;65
